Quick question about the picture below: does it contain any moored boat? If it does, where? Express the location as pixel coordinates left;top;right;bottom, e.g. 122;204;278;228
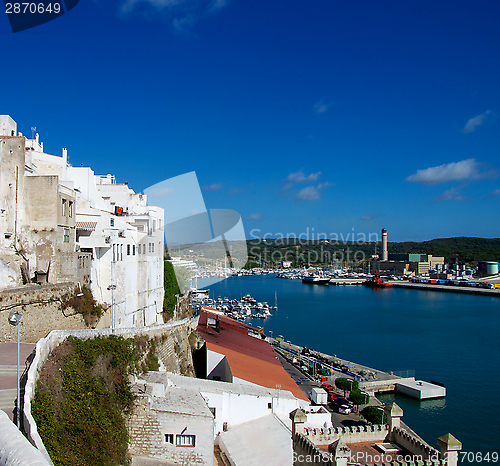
363;272;393;288
302;276;330;285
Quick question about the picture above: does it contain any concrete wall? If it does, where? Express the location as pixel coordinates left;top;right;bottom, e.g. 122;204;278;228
200;389;304;437
298;424;389;445
392;427;441;460
0;283;86;343
293;433;334;465
0;136;29;288
0;410;51;466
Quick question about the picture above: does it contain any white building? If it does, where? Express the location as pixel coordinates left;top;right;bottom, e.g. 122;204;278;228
0;115;164;328
131;371;309;466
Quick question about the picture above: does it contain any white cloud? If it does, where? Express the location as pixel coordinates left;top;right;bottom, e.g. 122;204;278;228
405;159;483;184
228;188;242;196
432;187;468;203
295;182;331;201
201;182;223;191
282;169;321;191
361;215;378;221
295;186;320;201
244;213;263;221
462;110;492;134
119;0;232;31
313;100;329;114
486;189;500;199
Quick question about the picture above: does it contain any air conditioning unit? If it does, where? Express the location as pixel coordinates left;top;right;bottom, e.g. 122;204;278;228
118;231;125;238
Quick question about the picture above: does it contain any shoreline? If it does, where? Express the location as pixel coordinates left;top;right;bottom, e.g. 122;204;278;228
390;281;500;296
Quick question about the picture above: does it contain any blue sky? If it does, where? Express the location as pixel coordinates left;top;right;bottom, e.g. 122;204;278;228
2;0;500;242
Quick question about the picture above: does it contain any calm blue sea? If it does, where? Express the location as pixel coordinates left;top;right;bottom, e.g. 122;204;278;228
204;274;500;455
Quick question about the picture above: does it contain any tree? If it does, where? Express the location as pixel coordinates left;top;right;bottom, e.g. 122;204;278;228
349;390;370;412
335;377;359;392
163;261;181;320
361;406;386;425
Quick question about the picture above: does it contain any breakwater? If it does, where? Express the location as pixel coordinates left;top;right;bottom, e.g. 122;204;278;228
390;281;500;296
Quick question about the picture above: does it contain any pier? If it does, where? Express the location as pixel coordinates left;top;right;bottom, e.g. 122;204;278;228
329;278;364;285
390;281;500;296
272;338;419;397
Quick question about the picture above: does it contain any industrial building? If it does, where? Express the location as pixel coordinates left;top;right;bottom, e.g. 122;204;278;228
373;229;445;276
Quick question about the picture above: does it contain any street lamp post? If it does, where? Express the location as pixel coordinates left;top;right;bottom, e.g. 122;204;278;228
8;310;22;429
107;285;117;329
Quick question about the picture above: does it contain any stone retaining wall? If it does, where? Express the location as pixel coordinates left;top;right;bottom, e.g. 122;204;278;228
22;317;198;465
0;283;87;343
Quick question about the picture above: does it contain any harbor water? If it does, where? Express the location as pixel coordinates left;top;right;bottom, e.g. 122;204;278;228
204;274;499;455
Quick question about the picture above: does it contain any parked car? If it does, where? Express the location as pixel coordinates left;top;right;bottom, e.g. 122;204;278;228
321;383;334;392
332;397;352;414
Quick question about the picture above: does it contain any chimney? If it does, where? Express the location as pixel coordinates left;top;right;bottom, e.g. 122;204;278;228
62;148;68;165
381;228;388;261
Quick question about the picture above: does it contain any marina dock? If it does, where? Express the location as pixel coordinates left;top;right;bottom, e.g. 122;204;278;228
328;278;364;285
271;338;441;398
390;281;500;296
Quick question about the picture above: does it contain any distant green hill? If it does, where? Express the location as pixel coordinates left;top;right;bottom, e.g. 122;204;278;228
387;237;500;262
244;236;500;266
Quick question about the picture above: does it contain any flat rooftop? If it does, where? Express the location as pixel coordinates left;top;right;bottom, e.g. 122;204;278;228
396;380;446;399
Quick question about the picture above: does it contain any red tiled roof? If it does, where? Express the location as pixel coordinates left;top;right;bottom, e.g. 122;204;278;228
197;310;308;401
76;221;97;231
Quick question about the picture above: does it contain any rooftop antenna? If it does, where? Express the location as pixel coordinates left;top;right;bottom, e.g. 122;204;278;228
31;127;36;140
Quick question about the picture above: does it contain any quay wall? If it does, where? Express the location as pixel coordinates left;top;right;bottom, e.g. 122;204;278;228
360;377;415;394
392;282;500;297
22;317;197;465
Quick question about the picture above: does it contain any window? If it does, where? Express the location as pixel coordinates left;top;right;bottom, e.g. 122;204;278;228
143;244;146;254
209;407;216;418
152;242;154;253
138;244;141;255
149;243;151;253
127;244;130;255
268;402;272;409
63;228;70;243
165;434;174;444
153;219;156;232
110;218;115;227
176;435;195;447
68;201;73;218
133;245;135;255
120;244;123;261
113;244;116;261
61;199;67;216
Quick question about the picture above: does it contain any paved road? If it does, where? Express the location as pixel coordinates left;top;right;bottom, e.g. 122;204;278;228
0;342;36;421
277;353;371;428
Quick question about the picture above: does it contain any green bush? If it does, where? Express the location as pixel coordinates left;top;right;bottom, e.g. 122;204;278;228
361;405;386;424
31;334;160;466
349;389;370;406
335;377;359;392
163;261;181;319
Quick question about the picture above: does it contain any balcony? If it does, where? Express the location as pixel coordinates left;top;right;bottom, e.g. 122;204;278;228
78;235;111;249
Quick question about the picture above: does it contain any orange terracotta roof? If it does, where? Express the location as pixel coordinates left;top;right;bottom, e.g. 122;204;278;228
198;310;308;401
